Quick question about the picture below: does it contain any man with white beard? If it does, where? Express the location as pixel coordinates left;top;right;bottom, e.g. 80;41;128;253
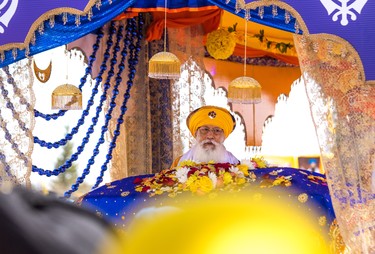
170;106;239;168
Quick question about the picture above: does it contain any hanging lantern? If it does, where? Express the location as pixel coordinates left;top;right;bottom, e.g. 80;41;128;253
148;0;181;79
148;51;181;79
228;76;262;104
228;12;262;146
51;84;82;110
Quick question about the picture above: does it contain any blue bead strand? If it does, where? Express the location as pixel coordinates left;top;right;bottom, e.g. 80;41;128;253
34;24;123;149
64;17;143;197
34;29;104;120
32;22;118;176
92;15;143;189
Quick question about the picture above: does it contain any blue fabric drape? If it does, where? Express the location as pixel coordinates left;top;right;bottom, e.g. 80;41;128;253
207;0;301;34
0;0;136;68
79;168;335;231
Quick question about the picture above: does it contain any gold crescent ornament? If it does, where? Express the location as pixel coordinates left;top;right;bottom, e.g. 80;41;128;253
33;60;52;83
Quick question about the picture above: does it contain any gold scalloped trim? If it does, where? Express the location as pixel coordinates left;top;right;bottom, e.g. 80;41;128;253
235;0;309;34
0;0;98;52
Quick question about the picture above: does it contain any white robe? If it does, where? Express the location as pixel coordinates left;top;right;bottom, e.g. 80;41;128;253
177;148;239;165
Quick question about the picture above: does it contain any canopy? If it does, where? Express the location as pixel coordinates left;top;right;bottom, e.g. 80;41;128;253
1;0;374;80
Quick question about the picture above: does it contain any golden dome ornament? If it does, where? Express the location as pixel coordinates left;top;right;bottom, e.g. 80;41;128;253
228;16;262;105
148;0;181;79
51;84;82;110
51;48;83;110
228;76;261;104
148;51;181;79
228;10;262;146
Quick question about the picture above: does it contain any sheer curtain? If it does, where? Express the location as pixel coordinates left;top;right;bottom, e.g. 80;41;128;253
0;59;34;187
295;34;375;253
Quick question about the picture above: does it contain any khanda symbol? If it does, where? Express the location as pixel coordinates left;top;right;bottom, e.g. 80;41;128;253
0;0;18;34
320;0;368;26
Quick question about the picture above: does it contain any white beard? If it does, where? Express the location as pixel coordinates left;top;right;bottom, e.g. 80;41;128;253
190;139;228;163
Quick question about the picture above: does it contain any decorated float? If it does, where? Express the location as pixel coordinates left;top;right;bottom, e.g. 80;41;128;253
0;0;374;253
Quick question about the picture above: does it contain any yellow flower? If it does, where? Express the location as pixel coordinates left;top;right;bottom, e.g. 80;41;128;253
207;160;215;165
272;178;284;186
197;176;214;193
155;189;164;195
223;172;233;185
179;160;197;167
237;164;249;176
252;157;268;168
185;175;198;191
135;186;143;192
189;180;199;193
236;177;246;185
206;29;236;60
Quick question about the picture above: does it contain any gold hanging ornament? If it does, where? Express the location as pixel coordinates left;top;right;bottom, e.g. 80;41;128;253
51;84;82;110
51;49;82;110
148;0;181;79
228;76;261;104
33;59;52;83
148;51;181;79
228;11;262;146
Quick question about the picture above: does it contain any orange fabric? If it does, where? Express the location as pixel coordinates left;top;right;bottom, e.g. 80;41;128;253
113;12;139;20
232;44;299;66
146;9;222;41
127;6;219;13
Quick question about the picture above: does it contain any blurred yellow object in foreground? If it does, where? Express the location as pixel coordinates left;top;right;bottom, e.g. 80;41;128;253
111;193;329;254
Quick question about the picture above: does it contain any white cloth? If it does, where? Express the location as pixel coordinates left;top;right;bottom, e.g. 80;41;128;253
177;148;239;165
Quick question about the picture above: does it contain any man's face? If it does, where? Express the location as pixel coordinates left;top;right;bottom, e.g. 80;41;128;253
195;124;225;150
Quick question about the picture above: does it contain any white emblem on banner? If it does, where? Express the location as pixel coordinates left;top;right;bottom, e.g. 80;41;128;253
0;0;19;34
320;0;368;26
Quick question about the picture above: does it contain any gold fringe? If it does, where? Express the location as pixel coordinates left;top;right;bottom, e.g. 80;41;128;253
228;76;262;104
148;52;181;79
51;84;82;110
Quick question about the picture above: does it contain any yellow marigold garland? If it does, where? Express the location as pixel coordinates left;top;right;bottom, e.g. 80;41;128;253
134;158;269;197
206;28;236;60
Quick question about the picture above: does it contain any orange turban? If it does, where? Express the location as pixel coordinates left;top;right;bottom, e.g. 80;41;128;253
186;106;236;138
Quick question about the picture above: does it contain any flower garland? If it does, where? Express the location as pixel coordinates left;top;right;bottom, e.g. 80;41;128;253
206;28;236;60
134;158;269;197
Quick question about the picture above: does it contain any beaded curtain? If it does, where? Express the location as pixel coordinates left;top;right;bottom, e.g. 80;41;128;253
0;59;34;187
93;20;152;180
295;34;375;253
29;16;144;198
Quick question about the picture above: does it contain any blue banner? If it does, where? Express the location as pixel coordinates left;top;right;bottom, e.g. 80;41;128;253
0;0;135;68
285;0;374;81
0;1;89;47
